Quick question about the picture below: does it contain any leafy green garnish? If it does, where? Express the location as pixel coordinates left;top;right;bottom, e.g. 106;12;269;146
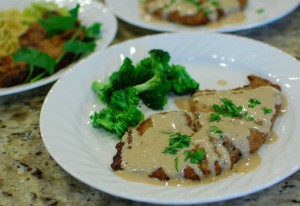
12;47;56;83
186;0;201;7
84;23;102;39
39;4;79;36
248;98;261;108
63;40;96;56
175;156;179;172
209;125;224;138
262;107;273;114
162;131;191;155
39;14;77;36
162;131;191;171
164;0;176;9
184;149;206;164
256;8;265;14
210;98;254;122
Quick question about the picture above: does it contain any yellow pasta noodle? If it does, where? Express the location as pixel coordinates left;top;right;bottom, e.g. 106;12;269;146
0;9;28;57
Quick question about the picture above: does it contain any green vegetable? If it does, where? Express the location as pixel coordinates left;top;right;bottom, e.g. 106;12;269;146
90;87;144;138
12;47;56;83
162;131;191;155
22;2;69;24
209;125;224;138
184;149;206;164
38;4;80;37
63;40;96;56
13;4;101;83
262;107;273;115
91;49;199;137
248;98;261;108
256;8;265;14
92;49;199;107
162;131;192;172
210;98;253;122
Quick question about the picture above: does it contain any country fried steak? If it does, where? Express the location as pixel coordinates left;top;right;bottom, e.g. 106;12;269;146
142;0;248;26
111;75;284;183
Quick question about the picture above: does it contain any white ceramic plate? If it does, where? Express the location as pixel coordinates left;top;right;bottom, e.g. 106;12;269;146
105;0;300;32
40;32;300;205
0;0;117;96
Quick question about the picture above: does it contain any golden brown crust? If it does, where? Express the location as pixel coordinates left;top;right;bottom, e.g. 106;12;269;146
143;0;248;26
112;75;283;182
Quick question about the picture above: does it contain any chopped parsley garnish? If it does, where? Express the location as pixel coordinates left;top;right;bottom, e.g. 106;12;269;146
184;149;206;164
210;98;254;122
164;0;176;9
248;98;261;108
256;8;265;14
186;0;201;7
262;107;273;114
162;131;191;155
209;125;224;138
162;131;191;171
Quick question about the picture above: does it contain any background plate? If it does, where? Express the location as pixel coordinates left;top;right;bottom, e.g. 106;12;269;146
0;0;117;96
40;32;300;205
105;0;300;32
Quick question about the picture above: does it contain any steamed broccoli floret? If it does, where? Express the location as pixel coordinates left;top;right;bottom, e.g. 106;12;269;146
90;107;128;138
90;88;144;138
91;49;200;138
169;65;199;95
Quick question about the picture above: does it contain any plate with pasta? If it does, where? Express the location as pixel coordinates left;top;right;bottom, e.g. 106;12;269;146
0;0;117;96
106;0;300;32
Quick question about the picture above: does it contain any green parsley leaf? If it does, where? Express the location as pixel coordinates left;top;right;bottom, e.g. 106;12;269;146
39;14;77;36
175;156;179;172
184;149;206;164
186;0;201;7
209;125;224;138
248;98;261;108
12;47;56;82
209;113;221;122
256;8;265;14
262;107;272;114
84;23;102;39
63;40;96;55
164;0;176;9
39;4;80;36
69;4;80;18
162;131;191;155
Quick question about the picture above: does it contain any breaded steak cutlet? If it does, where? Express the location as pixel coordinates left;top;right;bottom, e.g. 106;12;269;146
142;0;248;26
112;75;284;183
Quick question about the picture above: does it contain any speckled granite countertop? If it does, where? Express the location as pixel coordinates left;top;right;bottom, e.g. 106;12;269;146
1;3;300;206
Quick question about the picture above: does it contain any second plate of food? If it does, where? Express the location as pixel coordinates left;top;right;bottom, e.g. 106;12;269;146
40;32;300;205
0;0;117;96
106;0;300;32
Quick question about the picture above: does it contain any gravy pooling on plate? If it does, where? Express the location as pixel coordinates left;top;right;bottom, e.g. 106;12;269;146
111;75;286;185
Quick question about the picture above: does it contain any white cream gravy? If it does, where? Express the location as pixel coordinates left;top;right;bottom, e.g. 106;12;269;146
117;86;284;186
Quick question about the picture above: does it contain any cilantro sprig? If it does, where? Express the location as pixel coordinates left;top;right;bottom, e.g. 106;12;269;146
12;47;56;83
12;4;101;83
